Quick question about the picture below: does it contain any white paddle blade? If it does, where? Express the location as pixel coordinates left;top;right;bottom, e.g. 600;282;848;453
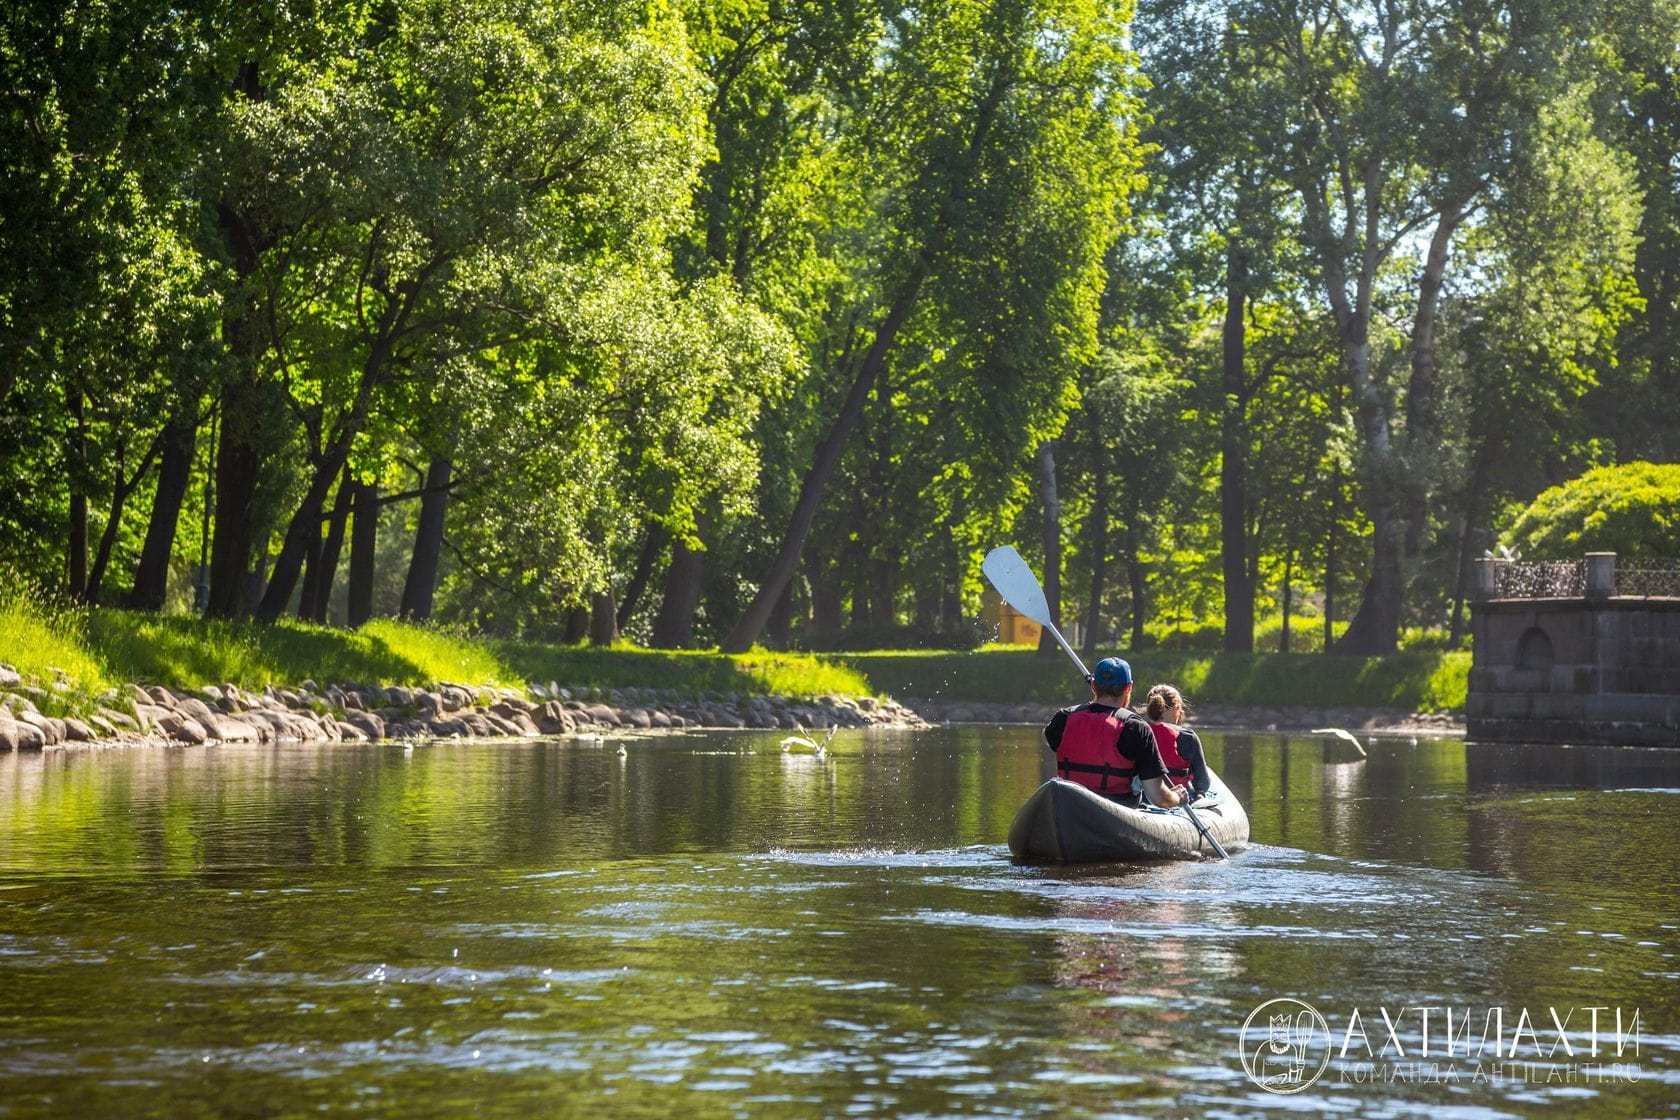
982;545;1053;627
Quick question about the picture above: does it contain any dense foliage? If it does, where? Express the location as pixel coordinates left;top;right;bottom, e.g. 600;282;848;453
1504;462;1680;560
1;0;1674;656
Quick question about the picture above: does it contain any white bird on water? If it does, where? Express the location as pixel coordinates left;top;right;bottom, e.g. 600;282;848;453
780;723;839;761
1310;727;1369;757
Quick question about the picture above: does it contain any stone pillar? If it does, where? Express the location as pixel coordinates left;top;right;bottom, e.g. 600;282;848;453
1473;557;1506;601
1585;552;1616;600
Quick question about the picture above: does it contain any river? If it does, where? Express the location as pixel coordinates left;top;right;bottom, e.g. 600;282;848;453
1;728;1677;1118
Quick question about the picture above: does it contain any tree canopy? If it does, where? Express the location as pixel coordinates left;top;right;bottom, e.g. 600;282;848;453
0;0;1672;655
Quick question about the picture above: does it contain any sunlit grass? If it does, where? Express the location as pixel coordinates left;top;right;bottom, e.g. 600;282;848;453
0;579;1465;711
0;584;109;692
829;648;1472;713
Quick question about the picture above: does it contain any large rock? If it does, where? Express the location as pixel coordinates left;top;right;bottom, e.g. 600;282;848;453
624;708;653;729
62;718;96;742
145;685;177;708
342;710;385;740
160;713;207;744
16;711;63;745
204;714;260;743
583;704;622;727
335;720;368;742
536;702;575;735
133;703;174;732
176;697;217;724
0;664;20;687
429;716;472;738
0;719;46;751
440;685;476;712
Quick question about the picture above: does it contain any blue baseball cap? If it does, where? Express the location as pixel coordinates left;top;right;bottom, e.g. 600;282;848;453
1091;657;1133;690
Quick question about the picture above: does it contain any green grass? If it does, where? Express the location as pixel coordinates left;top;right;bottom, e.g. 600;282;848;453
0;584;1465;713
0;587;871;703
829;647;1471;713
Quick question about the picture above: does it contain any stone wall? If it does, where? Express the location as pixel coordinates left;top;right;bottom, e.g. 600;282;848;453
1467;553;1680;746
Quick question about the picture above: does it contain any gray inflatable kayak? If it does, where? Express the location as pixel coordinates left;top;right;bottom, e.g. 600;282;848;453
1007;770;1250;862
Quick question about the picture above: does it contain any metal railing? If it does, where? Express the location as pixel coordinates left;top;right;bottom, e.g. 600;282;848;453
1480;554;1680;600
1617;560;1680;599
1491;560;1585;599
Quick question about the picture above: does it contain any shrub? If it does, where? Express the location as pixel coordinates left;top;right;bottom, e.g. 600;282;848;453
1504;461;1680;560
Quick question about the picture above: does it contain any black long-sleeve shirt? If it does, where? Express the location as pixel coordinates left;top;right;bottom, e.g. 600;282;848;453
1042;702;1166;782
1162;724;1212;795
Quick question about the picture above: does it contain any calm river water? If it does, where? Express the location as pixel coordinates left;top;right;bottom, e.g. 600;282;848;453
2;728;1677;1118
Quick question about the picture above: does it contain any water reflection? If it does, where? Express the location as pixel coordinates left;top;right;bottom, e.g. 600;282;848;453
0;729;1676;1119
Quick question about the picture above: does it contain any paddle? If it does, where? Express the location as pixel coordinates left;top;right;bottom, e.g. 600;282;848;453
982;545;1230;861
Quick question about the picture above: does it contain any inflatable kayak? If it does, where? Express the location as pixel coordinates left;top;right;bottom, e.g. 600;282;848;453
1007;770;1250;862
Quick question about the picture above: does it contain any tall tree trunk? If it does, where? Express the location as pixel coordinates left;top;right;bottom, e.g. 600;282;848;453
721;68;1010;653
257;444;354;623
1447;441;1492;649
652;526;707;648
85;451;145;606
1035;440;1063;657
811;555;844;638
1401;210;1459;561
346;480;378;627
1337;207;1462;654
562;605;590;643
1125;528;1147;651
870;550;898;627
767;577;795;648
615;522;664;632
849;556;871;629
1280;548;1293;653
129;409;197;610
589;590;617;645
1324;478;1337;655
207;64;275;619
67;386;88;598
1220;241;1254;652
308;466;352;623
721;269;926;651
297;519;325;625
400;456;452;621
1082;408;1109;659
207;370;266;618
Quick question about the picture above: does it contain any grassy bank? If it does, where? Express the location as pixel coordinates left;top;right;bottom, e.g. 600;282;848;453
1;589;1468;716
830;646;1470;714
0;591;873;710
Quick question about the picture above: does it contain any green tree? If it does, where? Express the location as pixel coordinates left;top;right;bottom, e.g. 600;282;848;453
722;0;1145;651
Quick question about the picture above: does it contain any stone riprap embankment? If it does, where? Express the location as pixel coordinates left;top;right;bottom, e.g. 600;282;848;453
908;697;1463;736
0;668;923;751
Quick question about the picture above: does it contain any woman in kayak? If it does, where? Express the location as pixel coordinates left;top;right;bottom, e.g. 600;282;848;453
1144;684;1211;801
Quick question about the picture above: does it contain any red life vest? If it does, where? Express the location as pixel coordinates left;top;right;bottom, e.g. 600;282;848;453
1151;722;1194;788
1056;707;1137;796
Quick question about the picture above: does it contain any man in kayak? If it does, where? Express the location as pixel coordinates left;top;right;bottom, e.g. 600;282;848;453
1042;656;1183;808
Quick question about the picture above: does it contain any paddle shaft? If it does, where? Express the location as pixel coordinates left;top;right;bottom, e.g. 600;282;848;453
1179;789;1228;859
984;545;1227;860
